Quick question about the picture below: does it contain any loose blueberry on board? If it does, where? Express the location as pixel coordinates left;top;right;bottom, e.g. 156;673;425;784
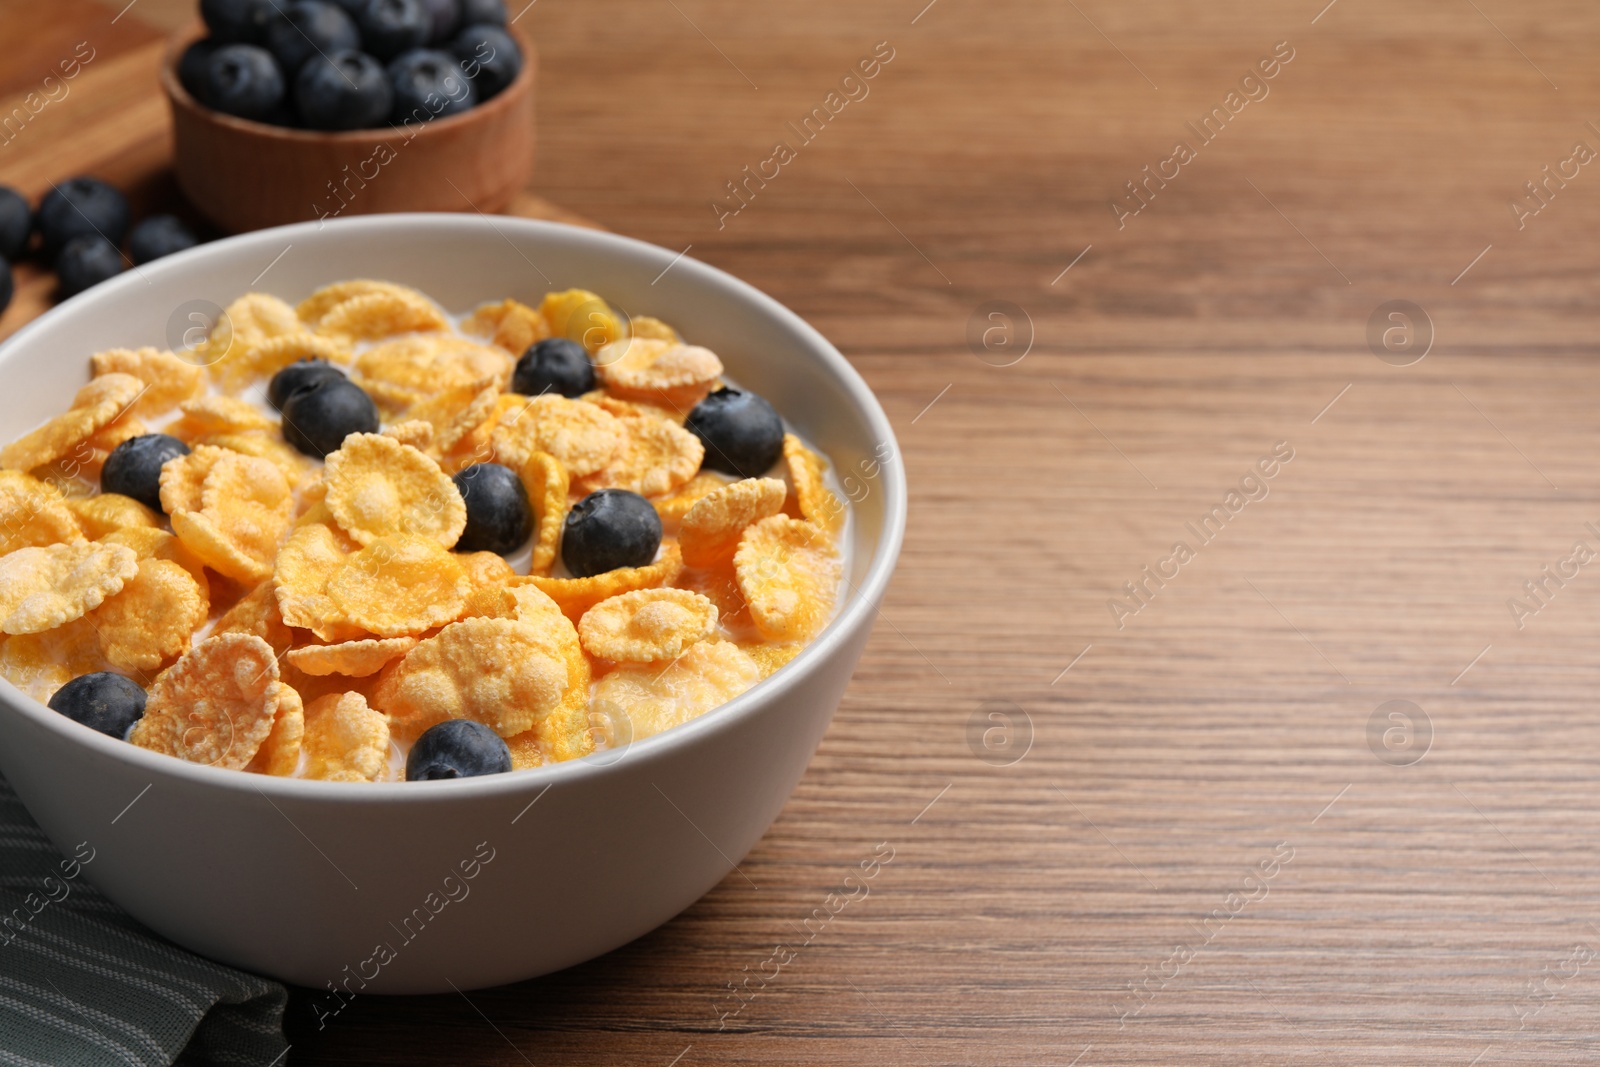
685;387;785;479
295;50;393;129
56;236;125;299
102;434;191;513
127;216;200;266
388;48;477;123
358;0;433;61
458;0;506;25
268;357;346;411
37;177;130;261
511;338;594;399
178;39;216;103
265;1;361;75
406;719;512;780
0;185;32;261
0;260;12;317
204;44;287;121
48;673;147;740
420;0;461;42
562;489;662;578
201;0;273;43
451;24;519;100
280;377;380;457
452;463;532;555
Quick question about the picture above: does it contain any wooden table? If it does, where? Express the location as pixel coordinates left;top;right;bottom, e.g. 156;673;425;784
9;0;1600;1062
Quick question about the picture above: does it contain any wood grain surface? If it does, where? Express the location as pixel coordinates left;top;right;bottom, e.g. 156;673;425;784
9;0;1600;1063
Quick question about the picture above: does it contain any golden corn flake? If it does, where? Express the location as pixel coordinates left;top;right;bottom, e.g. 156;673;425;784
584;392;685;425
373;617;571;741
0;470;84;553
89;348;206;416
287;636;418;677
461;298;549;354
520;451;568;575
201;294;307;386
382;419;434;451
193;431;315;489
733;516;841;643
99;526;209;591
129;633;281;769
213;579;294;656
674;559;754;640
649;471;732;525
87;419;148;461
157;445;224;514
247;682;304;776
591;640;760;742
68;493;158;539
324;433;466;548
244;333;352;377
302;692;391;782
629;316;679;342
460;585;517;620
679;477;786;567
579;588;717;663
525;542;683;622
458;550;516;592
743;641;806;679
2;373;144;473
578;415;703;498
0;541;138;635
0;616;104;704
352;336;511;412
540;289;624;353
315;289;450;342
403;376;498;454
595;338;722;408
176;395;277;436
503;730;544;771
490;394;623;477
327;534;469;636
169;451;293;583
273;522;358;636
296;280;431;325
93;558;209;673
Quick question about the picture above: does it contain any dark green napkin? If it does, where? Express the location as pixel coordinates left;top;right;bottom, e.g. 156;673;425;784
0;774;289;1066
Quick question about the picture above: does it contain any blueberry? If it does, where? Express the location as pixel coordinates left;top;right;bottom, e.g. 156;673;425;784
102;434;190;513
295;49;392;129
0;259;11;317
406;719;512;780
358;0;432;61
388;48;476;124
178;39;216;103
0;185;32;261
203;44;286;121
127;215;200;266
280;377;379;457
420;0;461;42
56;236;124;299
37;177;130;261
685;387;784;479
562;489;661;578
48;673;147;739
459;0;505;25
511;337;593;399
451;24;520;100
452;463;531;555
264;1;360;75
268;357;345;411
201;0;274;43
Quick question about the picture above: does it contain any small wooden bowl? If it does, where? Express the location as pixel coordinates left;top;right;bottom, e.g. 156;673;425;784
161;24;536;234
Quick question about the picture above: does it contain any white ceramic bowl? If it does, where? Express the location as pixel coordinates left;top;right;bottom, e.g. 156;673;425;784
0;215;905;992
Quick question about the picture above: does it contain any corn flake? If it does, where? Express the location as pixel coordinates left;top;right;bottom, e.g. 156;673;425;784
373;617;572;742
734;516;841;643
176;395;277;436
93;557;209;673
0;616;104;704
458;550;516;593
679;477;786;567
403;376;498;454
540;289;625;353
591;640;759;742
595;338;722;409
382;419;434;451
0;470;85;553
315;290;450;342
287;636;418;677
0;541;138;635
525;542;683;622
520;451;569;575
273;522;358;637
490;395;623;477
579;588;717;663
352;336;511;412
89;348;206;416
743;641;806;679
629;316;679;342
578;415;703;498
324;433;466;548
213;579;294;656
302;692;391;782
247;682;304;776
296;280;431;325
674;559;755;640
327;534;469;636
170;451;293;582
158;445;228;514
129;633;281;769
648;471;732;525
2;373;144;473
461;298;549;354
100;526;209;592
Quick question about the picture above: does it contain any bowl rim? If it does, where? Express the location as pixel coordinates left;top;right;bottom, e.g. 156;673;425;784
0;213;907;804
161;20;537;144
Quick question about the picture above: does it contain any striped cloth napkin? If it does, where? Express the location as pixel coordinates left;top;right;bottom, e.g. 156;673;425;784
0;774;289;1066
